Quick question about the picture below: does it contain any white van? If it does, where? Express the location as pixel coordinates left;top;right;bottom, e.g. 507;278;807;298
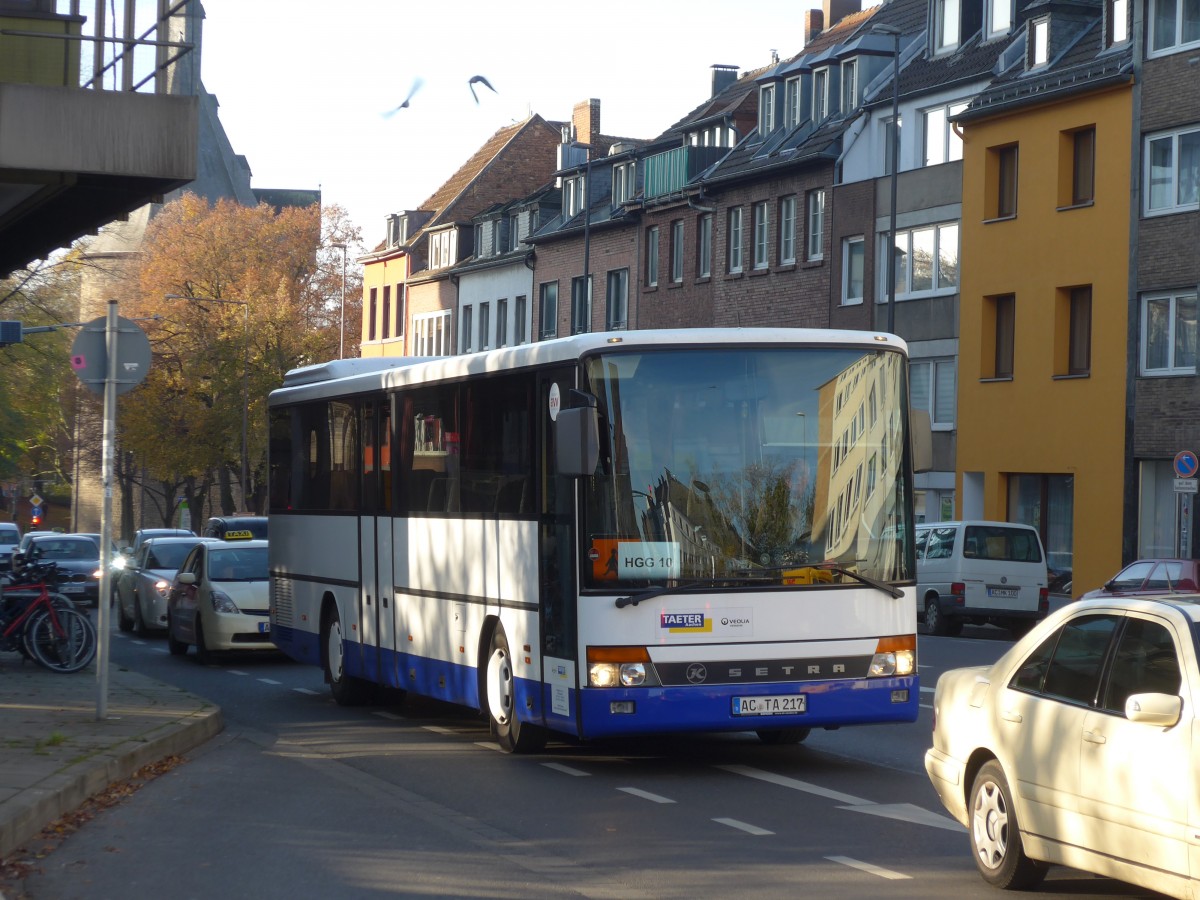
915;520;1049;636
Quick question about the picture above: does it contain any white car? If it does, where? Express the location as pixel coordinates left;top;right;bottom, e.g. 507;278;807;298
166;538;272;662
115;535;215;636
925;594;1200;898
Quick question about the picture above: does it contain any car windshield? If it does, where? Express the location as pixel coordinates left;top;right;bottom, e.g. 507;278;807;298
148;542;198;570
208;547;268;581
0;527;17;543
32;539;96;560
579;346;915;589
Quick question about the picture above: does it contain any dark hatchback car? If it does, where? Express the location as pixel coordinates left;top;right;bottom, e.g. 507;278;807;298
202;516;268;540
23;534;105;605
1078;558;1200;600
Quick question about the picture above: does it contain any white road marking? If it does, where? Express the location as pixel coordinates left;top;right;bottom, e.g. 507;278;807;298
373;710;404;720
826;856;911;880
227;669;248;676
293;687;320;695
541;762;590;777
718;765;871;805
919;685;935;693
475;741;502;751
839;802;963;832
714;818;774;836
258;678;282;685
618;787;675;804
422;725;458;735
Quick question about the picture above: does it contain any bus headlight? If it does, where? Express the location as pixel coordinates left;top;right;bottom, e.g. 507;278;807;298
869;637;916;677
586;647;661;687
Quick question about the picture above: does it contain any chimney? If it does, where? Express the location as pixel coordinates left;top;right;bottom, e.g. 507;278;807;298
804;8;824;43
822;0;861;28
572;99;600;147
711;63;739;97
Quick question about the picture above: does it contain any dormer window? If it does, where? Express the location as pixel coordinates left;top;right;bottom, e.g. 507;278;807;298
987;0;1013;38
613;161;635;204
387;214;407;248
473;223;483;257
934;0;961;52
1108;0;1129;45
1030;17;1050;67
813;68;830;122
507;213;520;251
563;174;585;218
841;60;858;112
428;229;456;269
759;83;777;135
785;76;802;128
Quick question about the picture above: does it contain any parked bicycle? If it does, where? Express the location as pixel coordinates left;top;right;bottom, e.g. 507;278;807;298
1;556;97;672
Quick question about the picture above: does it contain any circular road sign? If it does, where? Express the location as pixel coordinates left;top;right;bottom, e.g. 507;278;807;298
69;315;151;396
1175;450;1199;480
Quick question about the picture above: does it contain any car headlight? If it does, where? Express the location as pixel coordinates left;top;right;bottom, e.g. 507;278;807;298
111;557;127;571
154;579;171;598
210;590;240;614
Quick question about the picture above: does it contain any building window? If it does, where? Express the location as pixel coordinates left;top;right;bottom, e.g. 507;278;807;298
842;236;865;305
507;214;520;252
571;275;591;335
1145;126;1200;215
784;77;801;129
461;305;474;353
752;202;769;269
478;302;491;350
412;310;451;356
1140;291;1197;375
382;285;392;340
671;220;685;282
990;293;1016;378
842;59;858;112
989;144;1019;219
910;358;956;428
813;69;829;123
563;175;585;218
923;102;968;166
728;207;744;273
613;162;635;204
646;226;659;286
759;83;776;135
1139;461;1184;557
1064;127;1096;206
514;295;527;345
497;298;508;347
988;0;1013;36
1008;475;1074;586
1065;286;1092;375
884;115;902;175
1108;0;1129;44
473;223;484;257
697;213;712;277
1149;0;1200;54
492;221;503;255
1031;17;1050;66
429;230;456;269
539;282;558;340
606;268;629;330
880;222;959;300
935;0;962;51
806;190;825;261
779;196;797;264
396;284;407;338
368;287;378;342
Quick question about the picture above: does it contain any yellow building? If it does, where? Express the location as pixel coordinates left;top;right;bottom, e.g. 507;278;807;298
957;67;1132;597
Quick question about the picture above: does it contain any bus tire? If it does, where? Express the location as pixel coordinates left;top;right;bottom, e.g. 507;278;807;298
485;626;546;754
324;605;373;706
756;727;810;745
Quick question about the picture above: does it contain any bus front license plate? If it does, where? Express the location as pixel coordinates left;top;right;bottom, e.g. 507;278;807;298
732;694;806;716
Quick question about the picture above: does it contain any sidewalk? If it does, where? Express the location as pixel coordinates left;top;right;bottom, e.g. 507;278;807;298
0;651;223;862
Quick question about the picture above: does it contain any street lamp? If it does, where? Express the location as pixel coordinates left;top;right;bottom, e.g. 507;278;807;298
330;242;347;358
871;23;902;335
165;293;250;512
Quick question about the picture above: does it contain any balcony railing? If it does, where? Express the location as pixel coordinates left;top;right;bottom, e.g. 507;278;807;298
643;145;726;199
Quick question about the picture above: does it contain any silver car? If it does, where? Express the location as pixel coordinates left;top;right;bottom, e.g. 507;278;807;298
115;535;215;636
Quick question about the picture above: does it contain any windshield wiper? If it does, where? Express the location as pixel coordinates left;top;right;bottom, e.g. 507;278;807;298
615;580;730;609
818;566;904;599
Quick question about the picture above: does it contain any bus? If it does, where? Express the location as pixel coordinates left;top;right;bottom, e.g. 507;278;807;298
267;328;928;752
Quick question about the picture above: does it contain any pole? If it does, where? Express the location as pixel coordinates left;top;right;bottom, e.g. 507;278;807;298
240;303;248;512
339;246;347;359
97;300;118;720
886;30;900;335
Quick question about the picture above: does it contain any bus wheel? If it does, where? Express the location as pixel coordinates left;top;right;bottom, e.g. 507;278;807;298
756;728;810;745
324;606;373;706
485;626;546;754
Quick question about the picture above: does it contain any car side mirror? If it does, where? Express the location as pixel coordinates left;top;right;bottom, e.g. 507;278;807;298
1125;692;1181;727
177;572;197;586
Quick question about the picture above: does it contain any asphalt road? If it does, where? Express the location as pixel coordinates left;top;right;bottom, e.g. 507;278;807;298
13;620;1162;900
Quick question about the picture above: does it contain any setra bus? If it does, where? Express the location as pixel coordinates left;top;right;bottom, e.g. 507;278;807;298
267;328;929;752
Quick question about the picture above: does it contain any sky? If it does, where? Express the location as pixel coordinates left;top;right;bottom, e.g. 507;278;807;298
195;0;825;249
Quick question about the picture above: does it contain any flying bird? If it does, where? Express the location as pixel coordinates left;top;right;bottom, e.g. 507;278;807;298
468;75;496;104
382;77;424;117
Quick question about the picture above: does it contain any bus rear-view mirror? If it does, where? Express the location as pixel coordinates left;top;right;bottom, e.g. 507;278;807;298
556;406;600;476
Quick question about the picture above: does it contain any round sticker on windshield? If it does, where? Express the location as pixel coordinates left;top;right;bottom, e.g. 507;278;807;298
548;383;561;421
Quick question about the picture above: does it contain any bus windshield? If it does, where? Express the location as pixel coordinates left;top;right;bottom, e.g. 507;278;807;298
580;346;913;589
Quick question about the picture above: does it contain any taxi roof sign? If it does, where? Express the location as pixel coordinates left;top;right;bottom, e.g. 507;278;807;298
223;530;255;540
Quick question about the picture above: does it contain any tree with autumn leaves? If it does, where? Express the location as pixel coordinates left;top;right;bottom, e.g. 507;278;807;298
119;194;363;525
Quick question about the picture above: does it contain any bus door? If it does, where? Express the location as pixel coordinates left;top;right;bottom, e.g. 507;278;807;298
359;398;396;685
538;368;580;733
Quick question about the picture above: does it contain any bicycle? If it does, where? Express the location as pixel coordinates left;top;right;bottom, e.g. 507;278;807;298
1;559;97;673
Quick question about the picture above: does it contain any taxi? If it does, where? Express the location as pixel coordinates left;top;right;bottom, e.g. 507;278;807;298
166;537;271;662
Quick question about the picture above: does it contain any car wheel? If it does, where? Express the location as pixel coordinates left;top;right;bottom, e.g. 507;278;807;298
969;760;1047;890
116;594;133;633
323;605;373;706
925;596;951;636
132;595;149;638
756;728;811;745
484;625;546;754
194;618;213;664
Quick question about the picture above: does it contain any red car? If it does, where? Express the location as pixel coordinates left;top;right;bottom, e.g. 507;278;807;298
1079;558;1200;599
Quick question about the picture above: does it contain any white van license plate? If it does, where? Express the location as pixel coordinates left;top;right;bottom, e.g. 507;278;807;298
732;695;806;716
987;586;1019;598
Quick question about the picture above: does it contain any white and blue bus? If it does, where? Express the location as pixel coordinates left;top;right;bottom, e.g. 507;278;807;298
267;329;927;752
